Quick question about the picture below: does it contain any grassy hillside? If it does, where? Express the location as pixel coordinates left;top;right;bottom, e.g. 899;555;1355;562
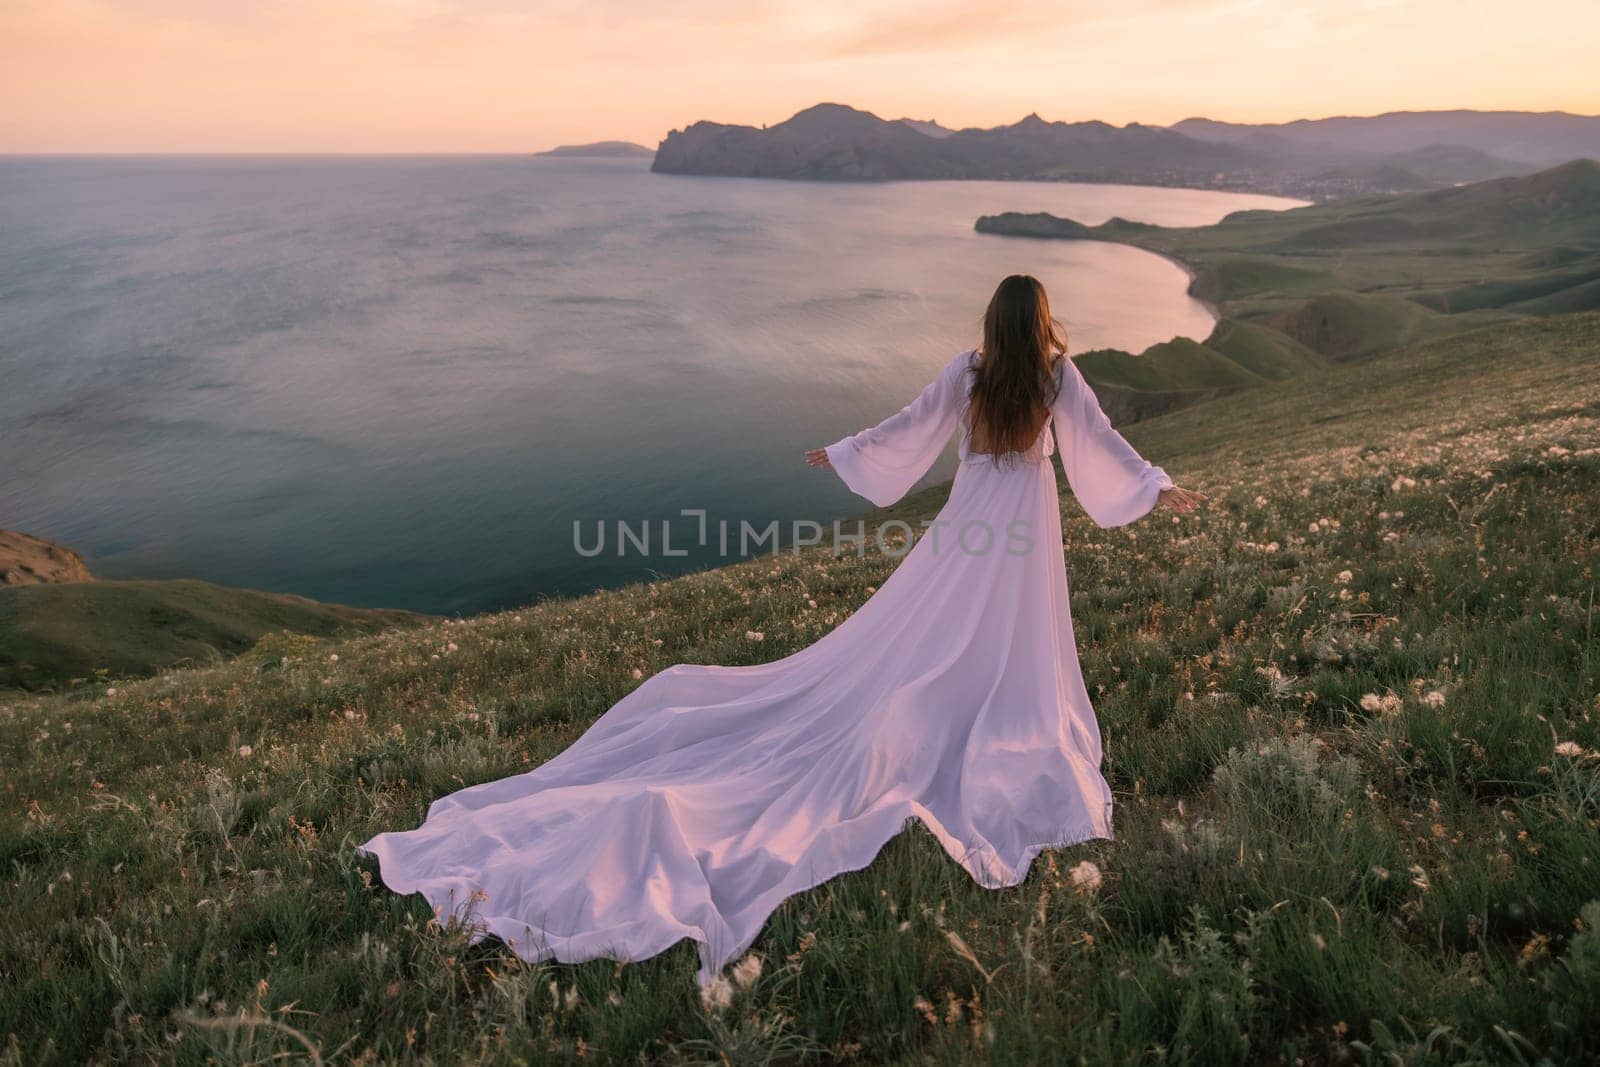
977;160;1600;412
4;314;1598;1063
0;580;424;692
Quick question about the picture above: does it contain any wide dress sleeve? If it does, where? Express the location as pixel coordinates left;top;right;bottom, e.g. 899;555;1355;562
824;352;969;508
1051;355;1175;528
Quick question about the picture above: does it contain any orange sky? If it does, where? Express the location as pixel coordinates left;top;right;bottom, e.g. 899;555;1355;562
3;0;1597;153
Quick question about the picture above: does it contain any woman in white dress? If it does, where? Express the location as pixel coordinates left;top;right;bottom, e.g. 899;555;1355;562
360;274;1206;989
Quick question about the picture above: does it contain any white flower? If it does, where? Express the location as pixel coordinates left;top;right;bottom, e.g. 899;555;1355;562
1391;475;1417;491
1337;570;1353;583
1253;495;1268;507
237;745;254;758
1068;860;1103;893
699;974;734;1012
105;687;117;698
630;668;643;680
1555;740;1586;758
730;953;763;989
328;653;339;664
447;642;459;653
1422;690;1446;709
745;630;765;642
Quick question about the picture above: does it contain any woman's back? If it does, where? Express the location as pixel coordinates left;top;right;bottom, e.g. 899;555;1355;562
957;353;1059;465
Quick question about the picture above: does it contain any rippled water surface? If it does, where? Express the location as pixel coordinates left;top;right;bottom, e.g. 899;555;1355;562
0;156;1302;611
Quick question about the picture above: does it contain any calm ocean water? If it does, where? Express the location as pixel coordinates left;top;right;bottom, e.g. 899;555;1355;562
0;156;1301;613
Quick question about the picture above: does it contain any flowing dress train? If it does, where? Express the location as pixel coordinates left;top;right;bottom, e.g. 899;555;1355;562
358;348;1175;987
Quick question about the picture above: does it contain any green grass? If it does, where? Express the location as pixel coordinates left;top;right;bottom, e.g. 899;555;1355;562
4;313;1599;1063
0;580;424;692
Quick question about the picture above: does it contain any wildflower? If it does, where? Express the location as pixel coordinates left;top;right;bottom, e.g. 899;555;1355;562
1555;741;1586;758
105;687;118;698
1253;495;1267;507
447;642;459;653
1422;690;1446;709
1359;692;1402;715
1336;570;1353;583
630;668;643;680
1265;541;1280;553
328;653;339;664
745;630;765;642
237;745;254;758
730;953;763;989
1069;860;1103;893
1391;475;1417;491
699;974;734;1012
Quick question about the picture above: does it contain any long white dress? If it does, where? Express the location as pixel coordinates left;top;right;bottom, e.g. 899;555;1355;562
359;349;1174;987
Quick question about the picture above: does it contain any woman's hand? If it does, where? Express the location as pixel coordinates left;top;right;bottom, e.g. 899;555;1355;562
1156;485;1207;514
805;448;831;469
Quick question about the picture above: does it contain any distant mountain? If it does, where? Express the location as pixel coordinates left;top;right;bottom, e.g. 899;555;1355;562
535;141;654;159
652;103;1600;199
653;102;1257;186
1170;110;1600;165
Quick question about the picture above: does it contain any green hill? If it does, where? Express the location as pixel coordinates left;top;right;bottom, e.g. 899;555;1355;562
1269;289;1502;361
1076;336;1267;391
1205;317;1331;378
978;160;1600;410
4;313;1598;1063
0;579;424;691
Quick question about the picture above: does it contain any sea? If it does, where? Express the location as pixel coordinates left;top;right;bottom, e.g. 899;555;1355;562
0;155;1303;613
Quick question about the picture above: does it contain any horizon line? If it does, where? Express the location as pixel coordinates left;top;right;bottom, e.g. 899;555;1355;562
7;104;1600;157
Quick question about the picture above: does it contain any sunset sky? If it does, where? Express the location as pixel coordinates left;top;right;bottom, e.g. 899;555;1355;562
3;0;1598;153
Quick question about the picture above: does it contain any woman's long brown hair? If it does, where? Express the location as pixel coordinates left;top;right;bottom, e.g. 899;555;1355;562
967;274;1067;461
